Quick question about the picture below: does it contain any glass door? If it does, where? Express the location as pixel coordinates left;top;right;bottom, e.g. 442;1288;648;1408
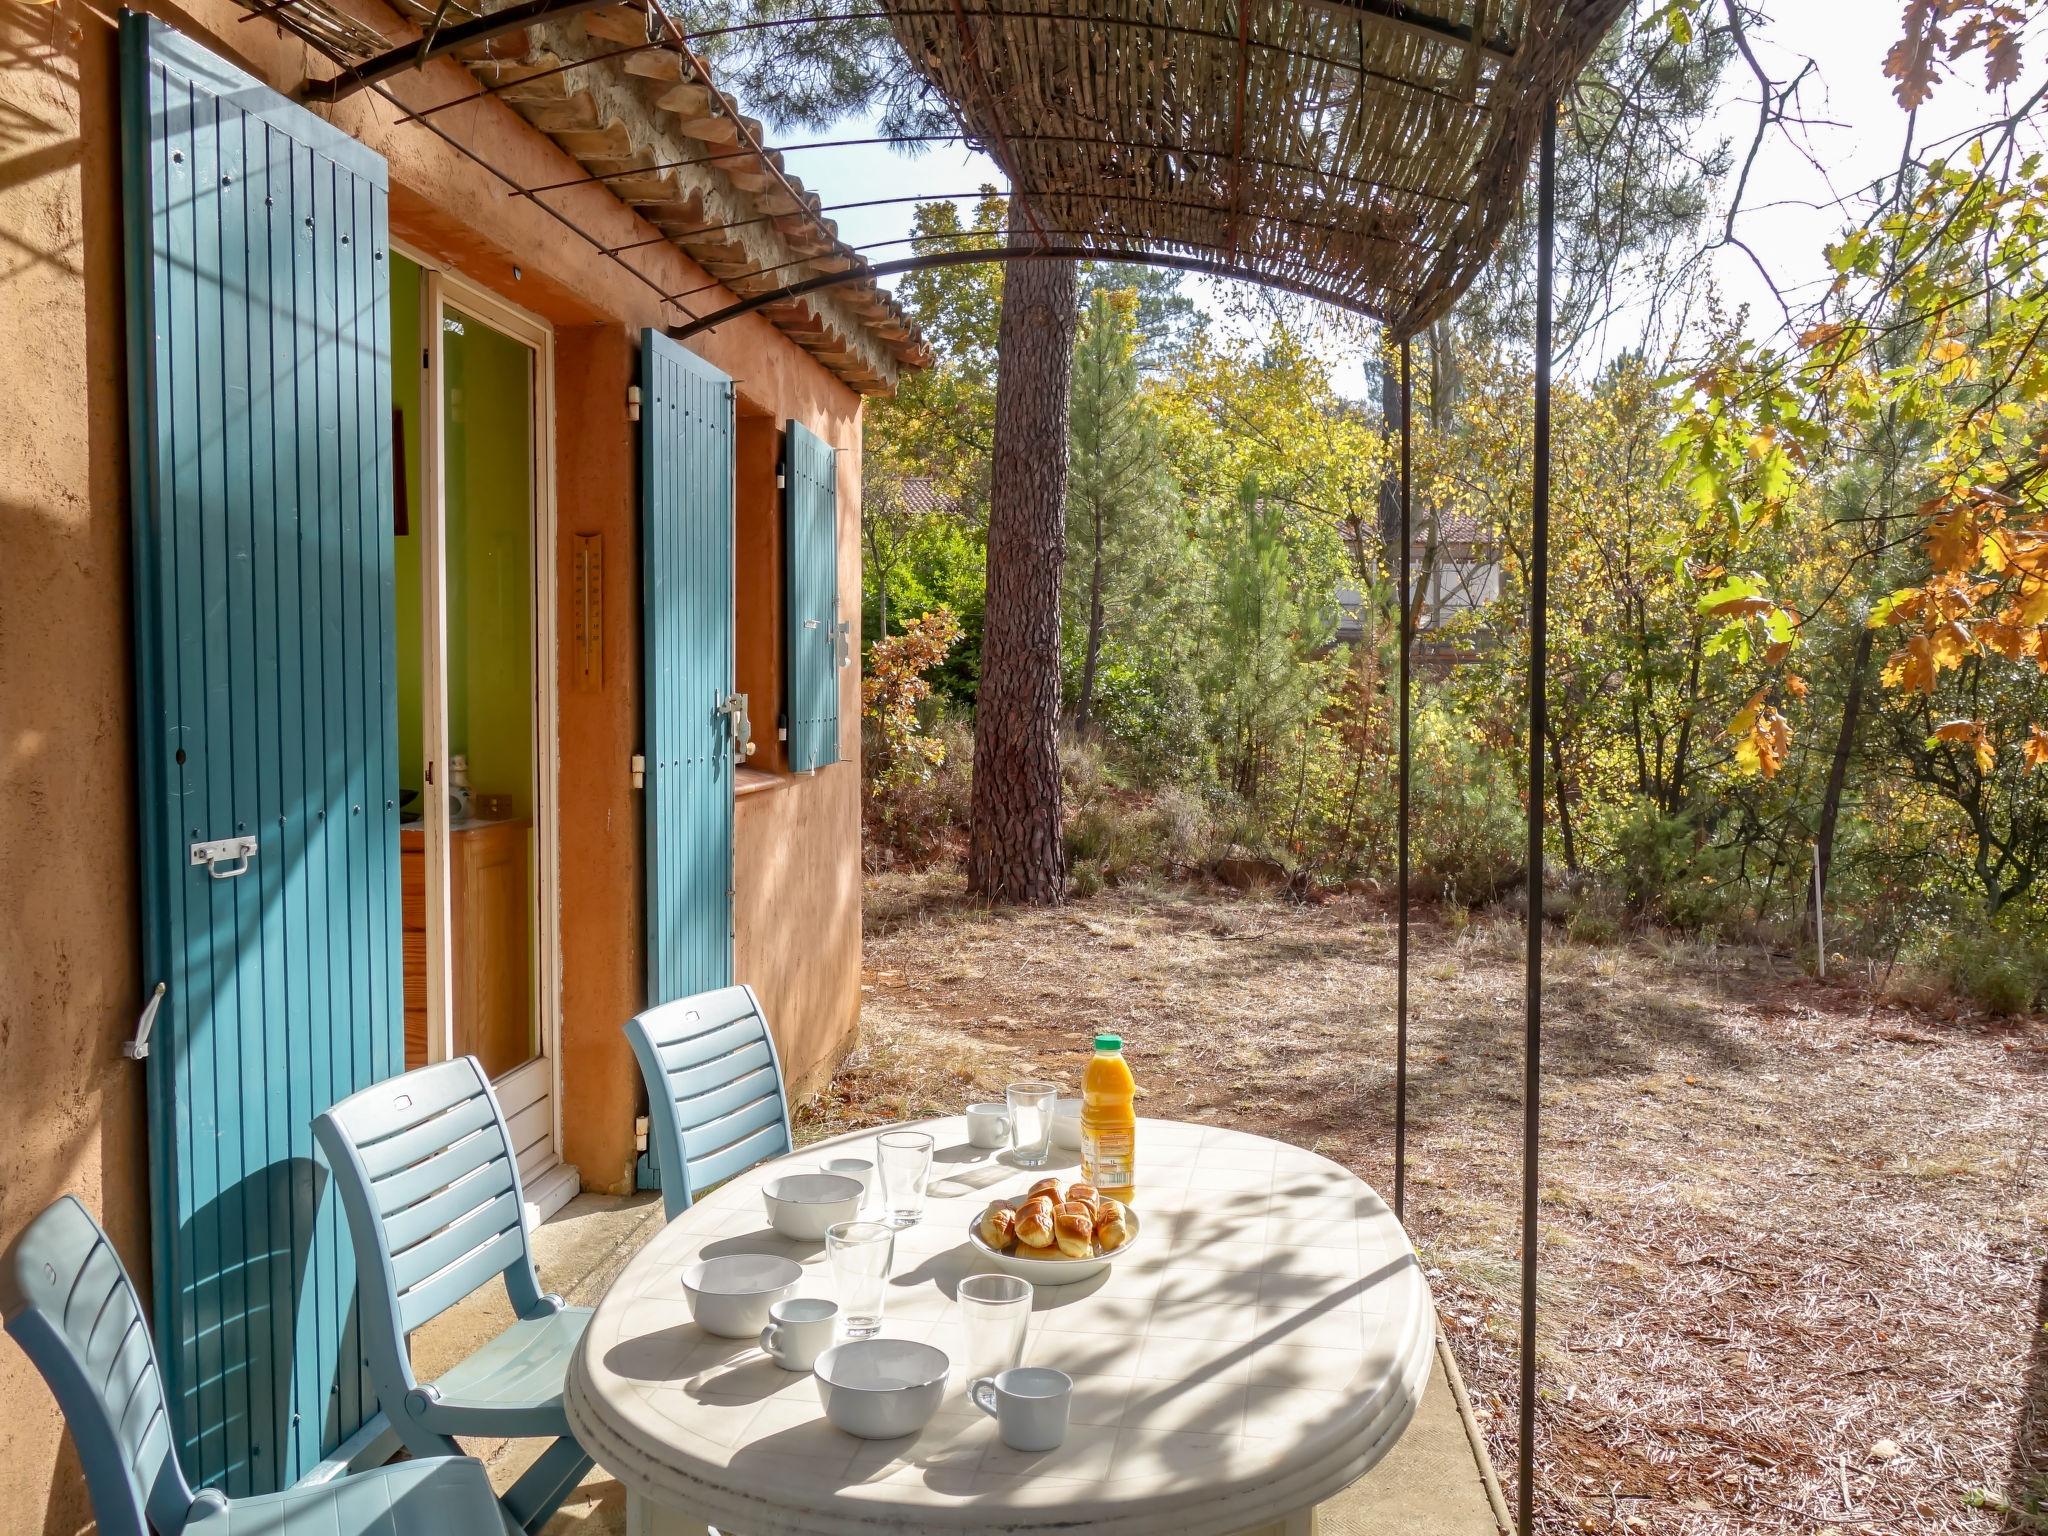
433;296;540;1077
390;254;559;1118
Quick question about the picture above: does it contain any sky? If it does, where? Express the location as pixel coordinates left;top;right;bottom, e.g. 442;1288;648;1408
766;4;2046;400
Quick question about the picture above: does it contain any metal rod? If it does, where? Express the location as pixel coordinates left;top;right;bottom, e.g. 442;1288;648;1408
1517;97;1556;1536
669;243;1410;338
1318;0;1517;57
390;37;664;125
300;0;621;102
627;183;1417;267
1395;333;1411;1224
512;126;1462;210
365;77;697;320
390;5;1468;130
663;222;1276;305
601;189;995;255
513;134;962;198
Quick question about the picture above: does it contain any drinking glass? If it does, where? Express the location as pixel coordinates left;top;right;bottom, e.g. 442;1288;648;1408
1006;1081;1058;1168
826;1220;895;1339
877;1130;935;1227
957;1272;1033;1383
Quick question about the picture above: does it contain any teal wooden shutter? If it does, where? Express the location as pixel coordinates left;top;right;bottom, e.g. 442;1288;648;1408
783;420;841;772
120;13;398;1495
641;331;736;1006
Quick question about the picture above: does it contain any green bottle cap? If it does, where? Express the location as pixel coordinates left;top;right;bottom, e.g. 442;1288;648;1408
1095;1034;1123;1052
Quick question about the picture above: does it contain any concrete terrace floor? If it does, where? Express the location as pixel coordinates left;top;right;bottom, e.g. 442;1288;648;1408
413;1193;1505;1535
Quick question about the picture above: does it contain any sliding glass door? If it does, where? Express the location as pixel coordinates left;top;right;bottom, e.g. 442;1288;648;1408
390;254;562;1189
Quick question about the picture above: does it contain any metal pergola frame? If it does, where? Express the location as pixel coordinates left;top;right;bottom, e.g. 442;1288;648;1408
669;137;1560;1524
269;0;1576;1512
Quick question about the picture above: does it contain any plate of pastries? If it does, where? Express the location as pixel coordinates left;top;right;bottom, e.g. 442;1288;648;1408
967;1178;1139;1285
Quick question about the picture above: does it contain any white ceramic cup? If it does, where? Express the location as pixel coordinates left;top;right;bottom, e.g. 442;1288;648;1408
965;1102;1011;1149
759;1296;839;1372
970;1366;1072;1453
822;1156;875;1208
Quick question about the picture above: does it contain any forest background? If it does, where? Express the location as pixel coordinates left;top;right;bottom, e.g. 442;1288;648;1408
831;0;2048;1016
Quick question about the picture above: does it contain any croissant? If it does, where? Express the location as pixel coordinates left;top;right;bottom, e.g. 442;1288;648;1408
1094;1198;1131;1253
1064;1183;1102;1220
1013;1196;1056;1249
979;1200;1017;1250
1026;1177;1062;1203
1054;1200;1095;1258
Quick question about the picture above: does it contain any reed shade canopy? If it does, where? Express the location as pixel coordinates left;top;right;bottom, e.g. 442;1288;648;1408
814;0;1625;341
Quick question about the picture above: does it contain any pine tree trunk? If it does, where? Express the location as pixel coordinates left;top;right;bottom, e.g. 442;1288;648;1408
967;238;1076;905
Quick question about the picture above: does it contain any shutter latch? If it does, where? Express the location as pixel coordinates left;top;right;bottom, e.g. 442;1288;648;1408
717;693;755;760
630;752;646;789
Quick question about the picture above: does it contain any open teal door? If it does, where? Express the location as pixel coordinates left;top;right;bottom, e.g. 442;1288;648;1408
121;13;399;1495
640;331;737;1009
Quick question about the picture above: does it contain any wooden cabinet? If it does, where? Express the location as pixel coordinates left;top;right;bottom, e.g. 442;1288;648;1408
401;818;534;1077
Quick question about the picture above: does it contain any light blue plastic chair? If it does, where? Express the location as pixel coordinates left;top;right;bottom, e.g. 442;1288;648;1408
2;1194;514;1536
313;1058;592;1536
626;984;794;1221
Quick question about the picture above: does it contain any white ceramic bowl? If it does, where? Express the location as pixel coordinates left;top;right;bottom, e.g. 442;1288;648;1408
966;1201;1141;1286
1051;1097;1083;1151
680;1253;802;1338
813;1338;950;1439
761;1172;865;1240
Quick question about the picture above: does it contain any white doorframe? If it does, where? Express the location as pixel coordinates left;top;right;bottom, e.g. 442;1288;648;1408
399;246;565;1167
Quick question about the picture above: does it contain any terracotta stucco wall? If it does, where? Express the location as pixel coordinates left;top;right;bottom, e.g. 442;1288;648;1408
0;9;149;1529
0;0;868;1517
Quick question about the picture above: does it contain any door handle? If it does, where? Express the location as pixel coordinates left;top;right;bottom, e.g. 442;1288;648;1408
190;835;258;879
124;982;167;1060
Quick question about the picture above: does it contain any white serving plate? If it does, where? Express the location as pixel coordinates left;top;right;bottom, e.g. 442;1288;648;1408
964;1201;1141;1286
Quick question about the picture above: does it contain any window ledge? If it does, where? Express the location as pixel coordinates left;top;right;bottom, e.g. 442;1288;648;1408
735;767;789;799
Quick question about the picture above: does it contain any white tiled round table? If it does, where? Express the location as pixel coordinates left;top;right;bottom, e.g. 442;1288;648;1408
566;1116;1435;1536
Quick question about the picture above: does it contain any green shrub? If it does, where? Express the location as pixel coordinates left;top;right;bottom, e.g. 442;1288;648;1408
1608;800;1744;935
1565;885;1627;946
864;716;972;868
1940;916;2048;1016
1410;710;1523;906
1141;783;1218;870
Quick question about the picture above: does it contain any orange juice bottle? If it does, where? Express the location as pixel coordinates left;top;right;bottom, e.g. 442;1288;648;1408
1080;1034;1137;1204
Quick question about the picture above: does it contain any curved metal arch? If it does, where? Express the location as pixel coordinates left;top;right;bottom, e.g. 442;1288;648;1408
670;242;1412;341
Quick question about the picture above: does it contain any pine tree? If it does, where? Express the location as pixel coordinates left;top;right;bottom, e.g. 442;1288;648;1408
967;217;1078;905
1064;290;1175;733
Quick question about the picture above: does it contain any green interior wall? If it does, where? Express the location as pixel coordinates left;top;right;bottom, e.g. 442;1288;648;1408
387;258;535;822
442;302;535;821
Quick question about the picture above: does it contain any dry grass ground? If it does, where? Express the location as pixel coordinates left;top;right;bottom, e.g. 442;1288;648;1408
798;869;2048;1536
